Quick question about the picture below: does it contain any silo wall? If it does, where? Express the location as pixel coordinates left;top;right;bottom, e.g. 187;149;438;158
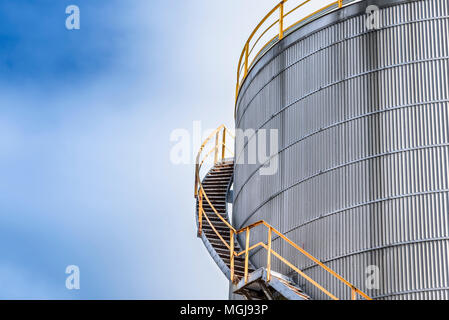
233;0;449;300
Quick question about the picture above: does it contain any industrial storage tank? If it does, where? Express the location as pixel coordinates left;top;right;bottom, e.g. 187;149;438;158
233;0;449;300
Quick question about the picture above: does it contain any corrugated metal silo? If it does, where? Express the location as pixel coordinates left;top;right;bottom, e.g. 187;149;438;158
233;0;449;300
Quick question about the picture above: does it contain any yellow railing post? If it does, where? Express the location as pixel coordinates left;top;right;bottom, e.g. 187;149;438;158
338;0;343;8
267;227;272;282
230;230;235;283
214;132;219;164
244;43;249;77
235;81;239;105
244;227;250;284
351;287;357;300
194;163;199;197
279;1;284;40
222;128;226;161
198;190;203;237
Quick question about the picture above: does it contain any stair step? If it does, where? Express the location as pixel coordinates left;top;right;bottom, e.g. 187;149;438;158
203;186;229;190
201;207;226;212
208;238;231;246
202;227;231;235
205;237;233;245
204;176;232;181
201;204;226;209
202;220;228;227
200;202;226;207
207;174;233;179
201;195;228;200
201;211;227;217
203;231;231;239
200;191;228;195
219;257;247;266
202;183;229;187
214;247;243;256
203;225;231;232
201;223;229;231
202;215;227;220
204;207;226;212
201;194;226;198
205;221;230;228
202;205;226;210
221;257;252;267
208;241;240;252
207;170;233;175
201;200;226;205
210;173;232;178
203;178;229;181
202;187;228;191
201;214;228;221
201;196;227;201
210;168;233;172
202;218;230;225
216;165;233;169
202;211;227;216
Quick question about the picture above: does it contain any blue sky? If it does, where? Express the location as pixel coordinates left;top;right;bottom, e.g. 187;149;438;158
0;0;327;299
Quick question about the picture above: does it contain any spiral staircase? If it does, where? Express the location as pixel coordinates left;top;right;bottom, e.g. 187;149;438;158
196;159;310;300
194;125;372;300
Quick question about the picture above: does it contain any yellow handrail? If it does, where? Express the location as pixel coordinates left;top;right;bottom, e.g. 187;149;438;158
194;124;233;197
195;125;372;300
235;0;356;116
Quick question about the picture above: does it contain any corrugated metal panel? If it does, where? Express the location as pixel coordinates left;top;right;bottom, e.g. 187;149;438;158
233;0;449;300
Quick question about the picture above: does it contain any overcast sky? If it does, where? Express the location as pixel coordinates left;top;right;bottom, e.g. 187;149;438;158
0;0;332;299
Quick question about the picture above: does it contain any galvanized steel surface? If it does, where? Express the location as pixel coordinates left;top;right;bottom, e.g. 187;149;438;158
233;0;449;300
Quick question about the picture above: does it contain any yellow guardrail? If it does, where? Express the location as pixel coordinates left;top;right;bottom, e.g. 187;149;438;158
235;0;352;116
195;125;371;300
194;124;235;198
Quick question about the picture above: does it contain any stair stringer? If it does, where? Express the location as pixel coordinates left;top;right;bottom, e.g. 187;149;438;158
196;160;256;283
196;214;233;280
